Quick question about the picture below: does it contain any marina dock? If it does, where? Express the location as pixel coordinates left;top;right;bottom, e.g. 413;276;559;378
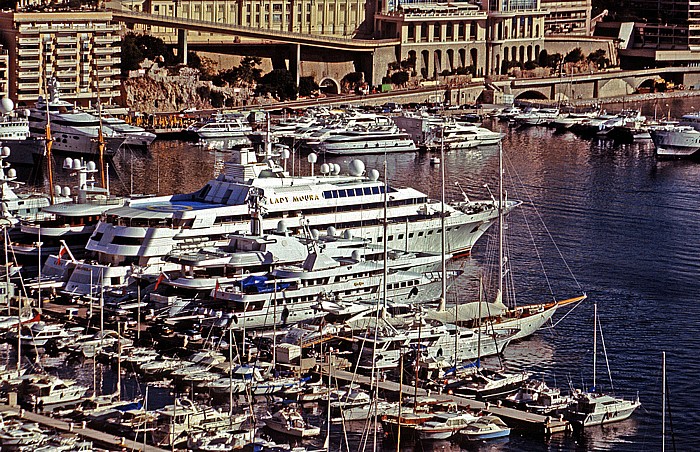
325;368;570;436
0;404;169;452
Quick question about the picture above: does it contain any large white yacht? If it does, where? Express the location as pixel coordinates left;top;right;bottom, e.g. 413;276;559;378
83;147;516;282
28;79;126;155
0;98;45;169
206;247;451;330
650;113;700;158
101;116;156;148
310;125;418;155
191;113;253;139
12;157;126;262
424;123;503;150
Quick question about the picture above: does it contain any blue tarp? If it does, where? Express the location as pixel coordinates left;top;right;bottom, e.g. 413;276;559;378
240;275;291;294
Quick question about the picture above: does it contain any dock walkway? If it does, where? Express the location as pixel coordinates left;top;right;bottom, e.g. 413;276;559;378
0;404;169;452
326;368;569;436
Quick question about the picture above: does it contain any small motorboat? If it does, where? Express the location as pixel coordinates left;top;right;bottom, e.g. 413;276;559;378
264;406;320;438
458;414;510;441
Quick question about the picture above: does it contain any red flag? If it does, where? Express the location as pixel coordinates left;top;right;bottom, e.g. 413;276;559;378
22;313;40;324
154;273;165;290
213;279;220;300
56;245;67;264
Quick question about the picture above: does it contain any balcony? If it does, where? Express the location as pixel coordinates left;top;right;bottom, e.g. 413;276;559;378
18;48;40;57
17;82;40;90
18;59;40;68
57;69;78;77
56;58;78;67
92;47;115;55
17;71;39;79
18;37;41;45
93;35;116;45
56;36;78;45
57;80;78;89
56;47;78;56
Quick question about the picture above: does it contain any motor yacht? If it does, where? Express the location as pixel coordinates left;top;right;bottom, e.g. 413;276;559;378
81;147;515;294
28;79;125;155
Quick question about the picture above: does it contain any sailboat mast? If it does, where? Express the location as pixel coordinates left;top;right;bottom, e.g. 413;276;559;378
95;73;106;189
593;303;597;390
440;125;446;310
498;142;504;299
383;159;388;314
662;351;666;452
45;87;55;205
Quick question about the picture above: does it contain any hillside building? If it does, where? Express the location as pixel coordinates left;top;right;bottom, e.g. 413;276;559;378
0;10;121;106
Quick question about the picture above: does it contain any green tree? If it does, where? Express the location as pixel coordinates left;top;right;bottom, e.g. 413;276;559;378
120;33;144;73
524;60;539;70
256;69;297;101
233;56;262;87
298;76;319;97
119;32;176;74
564;47;585;64
390;71;409;86
587;49;610;69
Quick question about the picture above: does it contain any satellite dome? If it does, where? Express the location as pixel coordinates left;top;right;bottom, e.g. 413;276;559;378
54;185;61;195
72;159;82;170
326;226;336;237
276;220;288;233
63;157;73;169
351;250;360;261
281;148;290;159
87;161;96;171
0;98;14;114
320;163;330;174
369;169;380;181
1;147;10;157
7;169;15;178
307;153;318;164
348;160;365;177
343;229;353;239
332;163;341;175
62;186;71;197
310;229;320;240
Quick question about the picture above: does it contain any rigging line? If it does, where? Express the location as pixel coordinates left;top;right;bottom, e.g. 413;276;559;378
549;295;587;328
503;152;555;300
596;316;615;395
503;150;584;292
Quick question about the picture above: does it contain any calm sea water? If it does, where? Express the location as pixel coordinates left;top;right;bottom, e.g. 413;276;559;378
36;96;700;451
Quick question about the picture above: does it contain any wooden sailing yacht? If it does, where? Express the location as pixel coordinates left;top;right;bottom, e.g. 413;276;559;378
426;140;587;341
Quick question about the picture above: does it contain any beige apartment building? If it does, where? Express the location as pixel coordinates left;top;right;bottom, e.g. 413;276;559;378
0;46;8;100
0;11;121;106
541;0;591;35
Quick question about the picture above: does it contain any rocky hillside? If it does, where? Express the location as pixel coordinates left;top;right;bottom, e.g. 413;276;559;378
121;63;253;112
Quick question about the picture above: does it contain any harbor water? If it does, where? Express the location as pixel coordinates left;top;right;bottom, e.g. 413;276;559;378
36;96;700;451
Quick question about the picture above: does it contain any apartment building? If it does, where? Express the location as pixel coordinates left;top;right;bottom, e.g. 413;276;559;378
0;45;8;100
593;0;700;68
0;11;121;106
141;0;369;38
540;0;591;35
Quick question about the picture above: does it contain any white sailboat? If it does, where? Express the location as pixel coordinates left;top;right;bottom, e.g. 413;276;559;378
564;303;640;429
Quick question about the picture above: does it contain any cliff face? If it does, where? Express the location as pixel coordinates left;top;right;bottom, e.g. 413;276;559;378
122;76;208;112
121;64;251;112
